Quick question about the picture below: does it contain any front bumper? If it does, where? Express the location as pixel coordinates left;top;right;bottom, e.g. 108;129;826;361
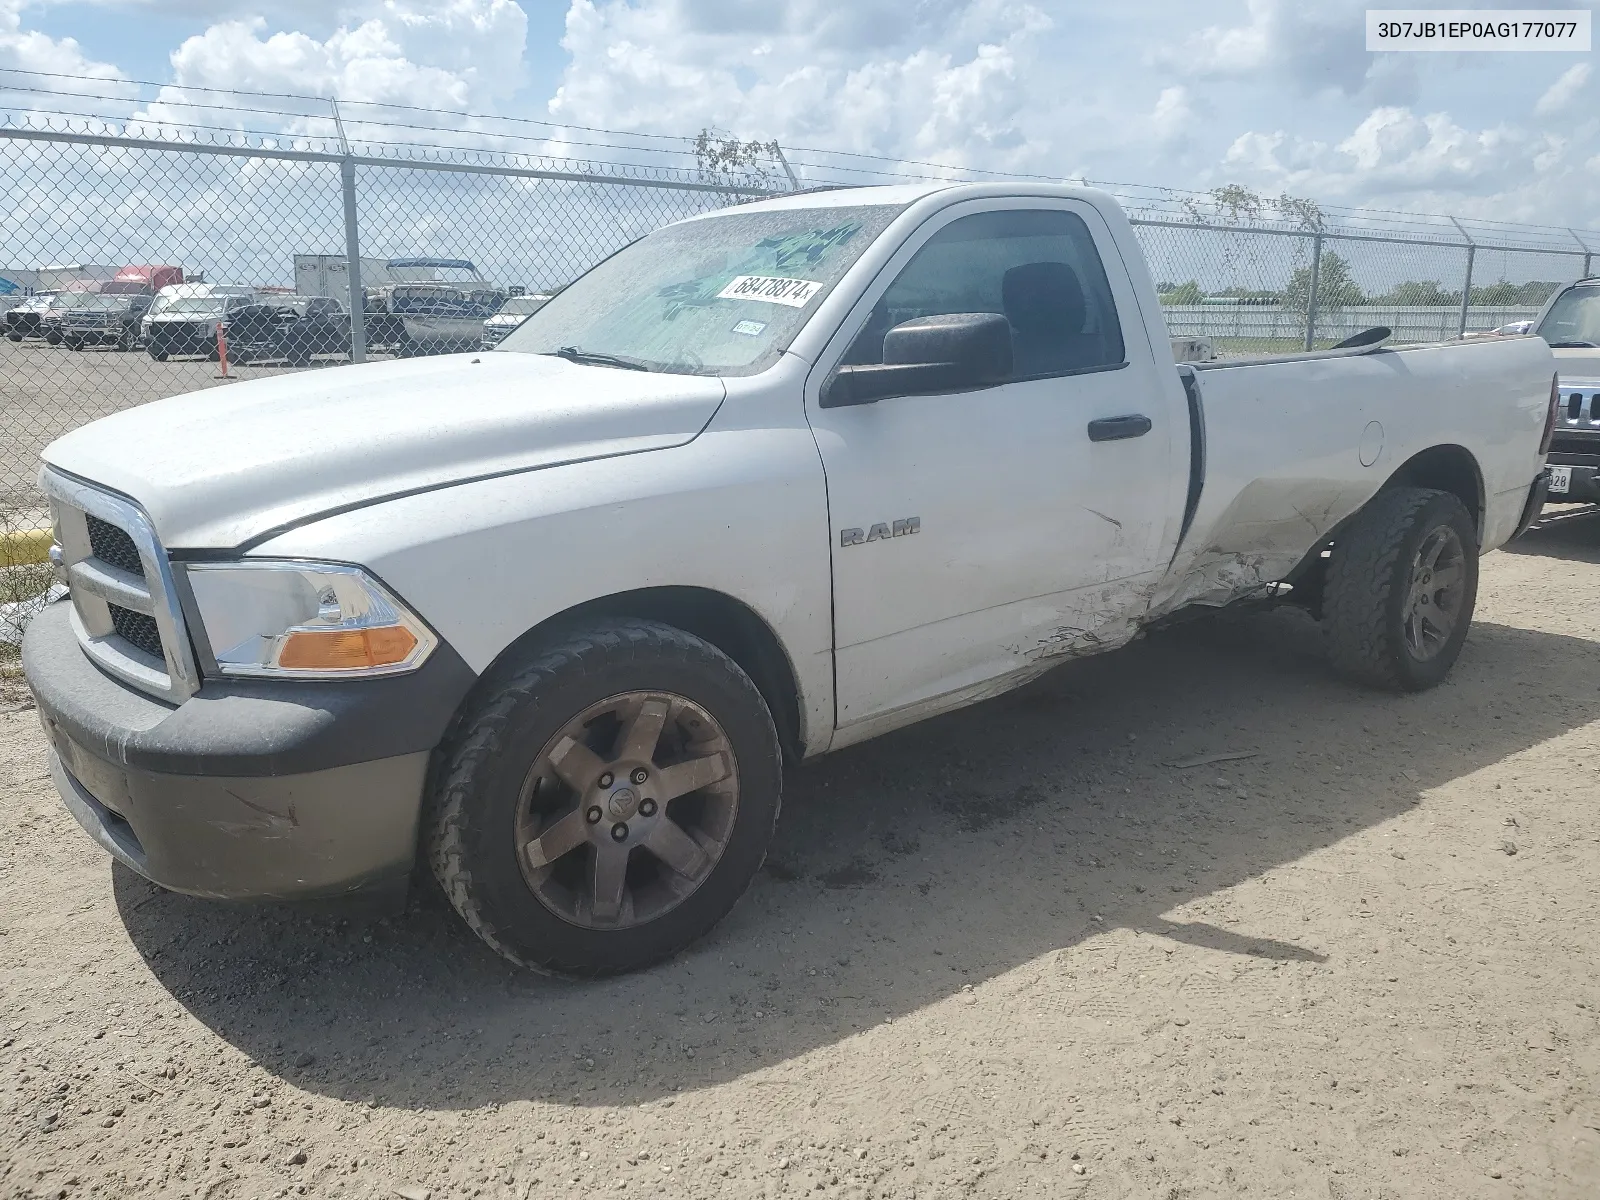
1546;458;1600;504
23;600;476;900
145;324;216;355
63;325;123;345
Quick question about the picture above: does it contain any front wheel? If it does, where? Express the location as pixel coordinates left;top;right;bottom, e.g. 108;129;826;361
1323;487;1479;691
425;619;782;975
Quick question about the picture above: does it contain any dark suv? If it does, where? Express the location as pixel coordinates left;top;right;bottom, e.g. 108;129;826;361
224;297;350;366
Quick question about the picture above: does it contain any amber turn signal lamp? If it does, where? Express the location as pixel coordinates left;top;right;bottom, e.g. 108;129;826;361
277;625;419;671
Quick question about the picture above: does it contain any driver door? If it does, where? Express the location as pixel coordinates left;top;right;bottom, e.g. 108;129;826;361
806;199;1187;734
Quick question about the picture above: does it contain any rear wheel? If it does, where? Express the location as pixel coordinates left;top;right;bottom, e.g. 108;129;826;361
426;619;782;975
1324;487;1479;691
148;346;168;361
64;338;82;351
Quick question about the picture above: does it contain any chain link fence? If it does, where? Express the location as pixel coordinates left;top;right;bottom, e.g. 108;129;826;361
3;118;1596;559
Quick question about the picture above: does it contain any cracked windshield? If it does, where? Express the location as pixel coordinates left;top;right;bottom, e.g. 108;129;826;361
498;204;903;375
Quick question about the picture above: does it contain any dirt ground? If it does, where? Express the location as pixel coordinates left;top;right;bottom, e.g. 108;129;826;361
3;509;1599;1200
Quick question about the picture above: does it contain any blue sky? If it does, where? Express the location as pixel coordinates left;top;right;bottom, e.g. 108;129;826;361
2;1;1597;228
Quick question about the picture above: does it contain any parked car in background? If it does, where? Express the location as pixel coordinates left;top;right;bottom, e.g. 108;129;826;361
224;297;349;366
61;293;154;351
40;292;81;345
4;292;59;340
480;292;552;349
1465;320;1535;340
368;282;507;356
1531;278;1600;503
143;284;255;360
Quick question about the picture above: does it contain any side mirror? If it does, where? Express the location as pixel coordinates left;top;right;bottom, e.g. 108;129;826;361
822;313;1013;408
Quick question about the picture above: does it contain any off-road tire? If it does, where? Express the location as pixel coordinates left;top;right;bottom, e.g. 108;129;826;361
1323;486;1479;691
424;619;782;976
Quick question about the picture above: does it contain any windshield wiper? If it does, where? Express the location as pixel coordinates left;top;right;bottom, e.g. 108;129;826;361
541;345;652;371
1548;340;1597;348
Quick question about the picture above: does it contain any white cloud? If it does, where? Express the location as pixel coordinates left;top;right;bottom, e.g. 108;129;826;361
1210;104;1593;226
0;0;133;115
1149;85;1193;145
162;1;528;109
1535;63;1589;117
1172;0;1398;99
547;0;1055;171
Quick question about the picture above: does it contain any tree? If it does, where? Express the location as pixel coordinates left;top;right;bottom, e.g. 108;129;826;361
1372;280;1459;306
1283;251;1365;312
1469;280;1561;306
693;130;781;184
1158;280;1205;305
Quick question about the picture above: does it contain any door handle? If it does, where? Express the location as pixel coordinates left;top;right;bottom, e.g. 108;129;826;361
1087;414;1153;442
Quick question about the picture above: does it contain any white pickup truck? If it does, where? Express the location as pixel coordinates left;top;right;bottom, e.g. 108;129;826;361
25;183;1556;975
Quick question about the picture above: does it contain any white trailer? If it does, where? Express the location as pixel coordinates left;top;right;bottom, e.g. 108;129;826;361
293;255;392;308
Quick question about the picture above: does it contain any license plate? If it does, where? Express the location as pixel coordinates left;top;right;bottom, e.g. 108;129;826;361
1549;466;1572;495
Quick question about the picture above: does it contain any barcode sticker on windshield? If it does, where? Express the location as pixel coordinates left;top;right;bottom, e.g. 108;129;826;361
717;275;824;308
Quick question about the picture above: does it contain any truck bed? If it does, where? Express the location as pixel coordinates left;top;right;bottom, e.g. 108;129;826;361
1150;334;1553;616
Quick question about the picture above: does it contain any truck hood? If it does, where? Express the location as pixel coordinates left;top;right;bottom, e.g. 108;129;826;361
1553;346;1600;381
42;352;727;549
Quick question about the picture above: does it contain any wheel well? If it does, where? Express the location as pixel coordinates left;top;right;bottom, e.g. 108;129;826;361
1279;444;1485;616
1384;445;1484;535
489;587;806;768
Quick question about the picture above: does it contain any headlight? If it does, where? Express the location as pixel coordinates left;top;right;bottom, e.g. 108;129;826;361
185;561;436;678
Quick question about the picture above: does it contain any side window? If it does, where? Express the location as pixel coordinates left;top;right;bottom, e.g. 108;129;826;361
843;209;1125;378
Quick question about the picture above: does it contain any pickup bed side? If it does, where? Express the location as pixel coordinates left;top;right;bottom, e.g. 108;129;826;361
1158;336;1553;615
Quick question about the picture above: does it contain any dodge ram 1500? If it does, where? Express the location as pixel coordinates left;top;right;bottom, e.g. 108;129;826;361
25;182;1557;975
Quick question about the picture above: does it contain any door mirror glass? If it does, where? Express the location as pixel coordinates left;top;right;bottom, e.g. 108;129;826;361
822;313;1013;407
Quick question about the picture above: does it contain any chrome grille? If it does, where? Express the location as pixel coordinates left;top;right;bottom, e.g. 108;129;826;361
86;514;144;577
109;605;163;658
1558;385;1600;430
42;468;198;703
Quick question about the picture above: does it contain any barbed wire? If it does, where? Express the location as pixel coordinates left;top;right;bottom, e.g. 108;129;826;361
2;71;1597;252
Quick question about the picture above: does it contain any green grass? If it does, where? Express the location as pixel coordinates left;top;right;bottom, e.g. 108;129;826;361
0;505;53;692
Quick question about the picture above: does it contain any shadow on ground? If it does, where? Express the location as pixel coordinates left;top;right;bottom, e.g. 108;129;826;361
1504;503;1600;563
112;604;1600;1111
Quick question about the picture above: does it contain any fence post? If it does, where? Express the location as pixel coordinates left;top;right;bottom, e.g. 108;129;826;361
1302;232;1323;351
773;143;800;192
341;159;367;364
1449;217;1475;339
1571;228;1592;278
331;98;367;365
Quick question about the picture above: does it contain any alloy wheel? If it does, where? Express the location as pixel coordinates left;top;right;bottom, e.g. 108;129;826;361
513;691;739;930
1402;524;1466;660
